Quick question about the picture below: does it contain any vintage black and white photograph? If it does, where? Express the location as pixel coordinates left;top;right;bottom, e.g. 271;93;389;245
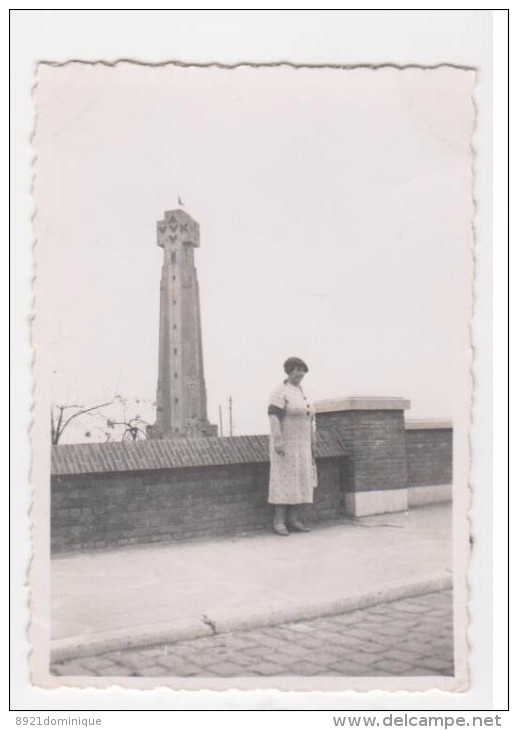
30;61;475;691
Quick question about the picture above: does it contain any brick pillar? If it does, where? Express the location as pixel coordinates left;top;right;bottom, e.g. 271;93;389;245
315;397;410;517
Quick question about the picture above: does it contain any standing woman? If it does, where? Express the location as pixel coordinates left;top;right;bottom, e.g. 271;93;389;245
268;357;317;536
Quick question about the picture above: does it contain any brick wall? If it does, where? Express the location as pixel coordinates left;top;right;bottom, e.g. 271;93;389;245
50;410;454;552
405;426;453;487
51;434;349;553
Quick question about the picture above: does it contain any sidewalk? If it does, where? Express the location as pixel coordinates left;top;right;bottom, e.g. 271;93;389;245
51;503;452;661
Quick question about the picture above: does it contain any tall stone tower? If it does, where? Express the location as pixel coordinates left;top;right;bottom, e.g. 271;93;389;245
148;209;217;439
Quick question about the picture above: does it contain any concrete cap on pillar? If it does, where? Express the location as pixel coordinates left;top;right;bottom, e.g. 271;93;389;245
315;397;411;413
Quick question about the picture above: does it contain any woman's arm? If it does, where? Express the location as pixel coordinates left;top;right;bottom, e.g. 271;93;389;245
310;415;317;455
269;414;285;455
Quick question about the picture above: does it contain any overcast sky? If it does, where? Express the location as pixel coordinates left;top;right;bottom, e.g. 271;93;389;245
34;63;475;441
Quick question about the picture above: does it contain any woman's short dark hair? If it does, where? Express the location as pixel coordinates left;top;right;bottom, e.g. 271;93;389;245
283;357;309;374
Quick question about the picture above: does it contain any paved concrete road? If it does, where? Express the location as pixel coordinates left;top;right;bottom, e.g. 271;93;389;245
51;589;454;678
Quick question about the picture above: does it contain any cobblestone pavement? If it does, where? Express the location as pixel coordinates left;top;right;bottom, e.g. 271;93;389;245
51;589;453;678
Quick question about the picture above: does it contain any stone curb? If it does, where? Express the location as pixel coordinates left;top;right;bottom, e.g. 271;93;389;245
51;573;452;663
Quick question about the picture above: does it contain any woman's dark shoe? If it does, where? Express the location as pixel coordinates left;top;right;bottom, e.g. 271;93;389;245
287;520;311;532
273;523;290;536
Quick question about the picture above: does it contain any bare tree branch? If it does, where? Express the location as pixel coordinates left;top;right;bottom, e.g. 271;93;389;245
51;401;114;444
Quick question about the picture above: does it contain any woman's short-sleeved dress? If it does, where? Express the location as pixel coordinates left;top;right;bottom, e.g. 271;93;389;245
268;382;317;505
